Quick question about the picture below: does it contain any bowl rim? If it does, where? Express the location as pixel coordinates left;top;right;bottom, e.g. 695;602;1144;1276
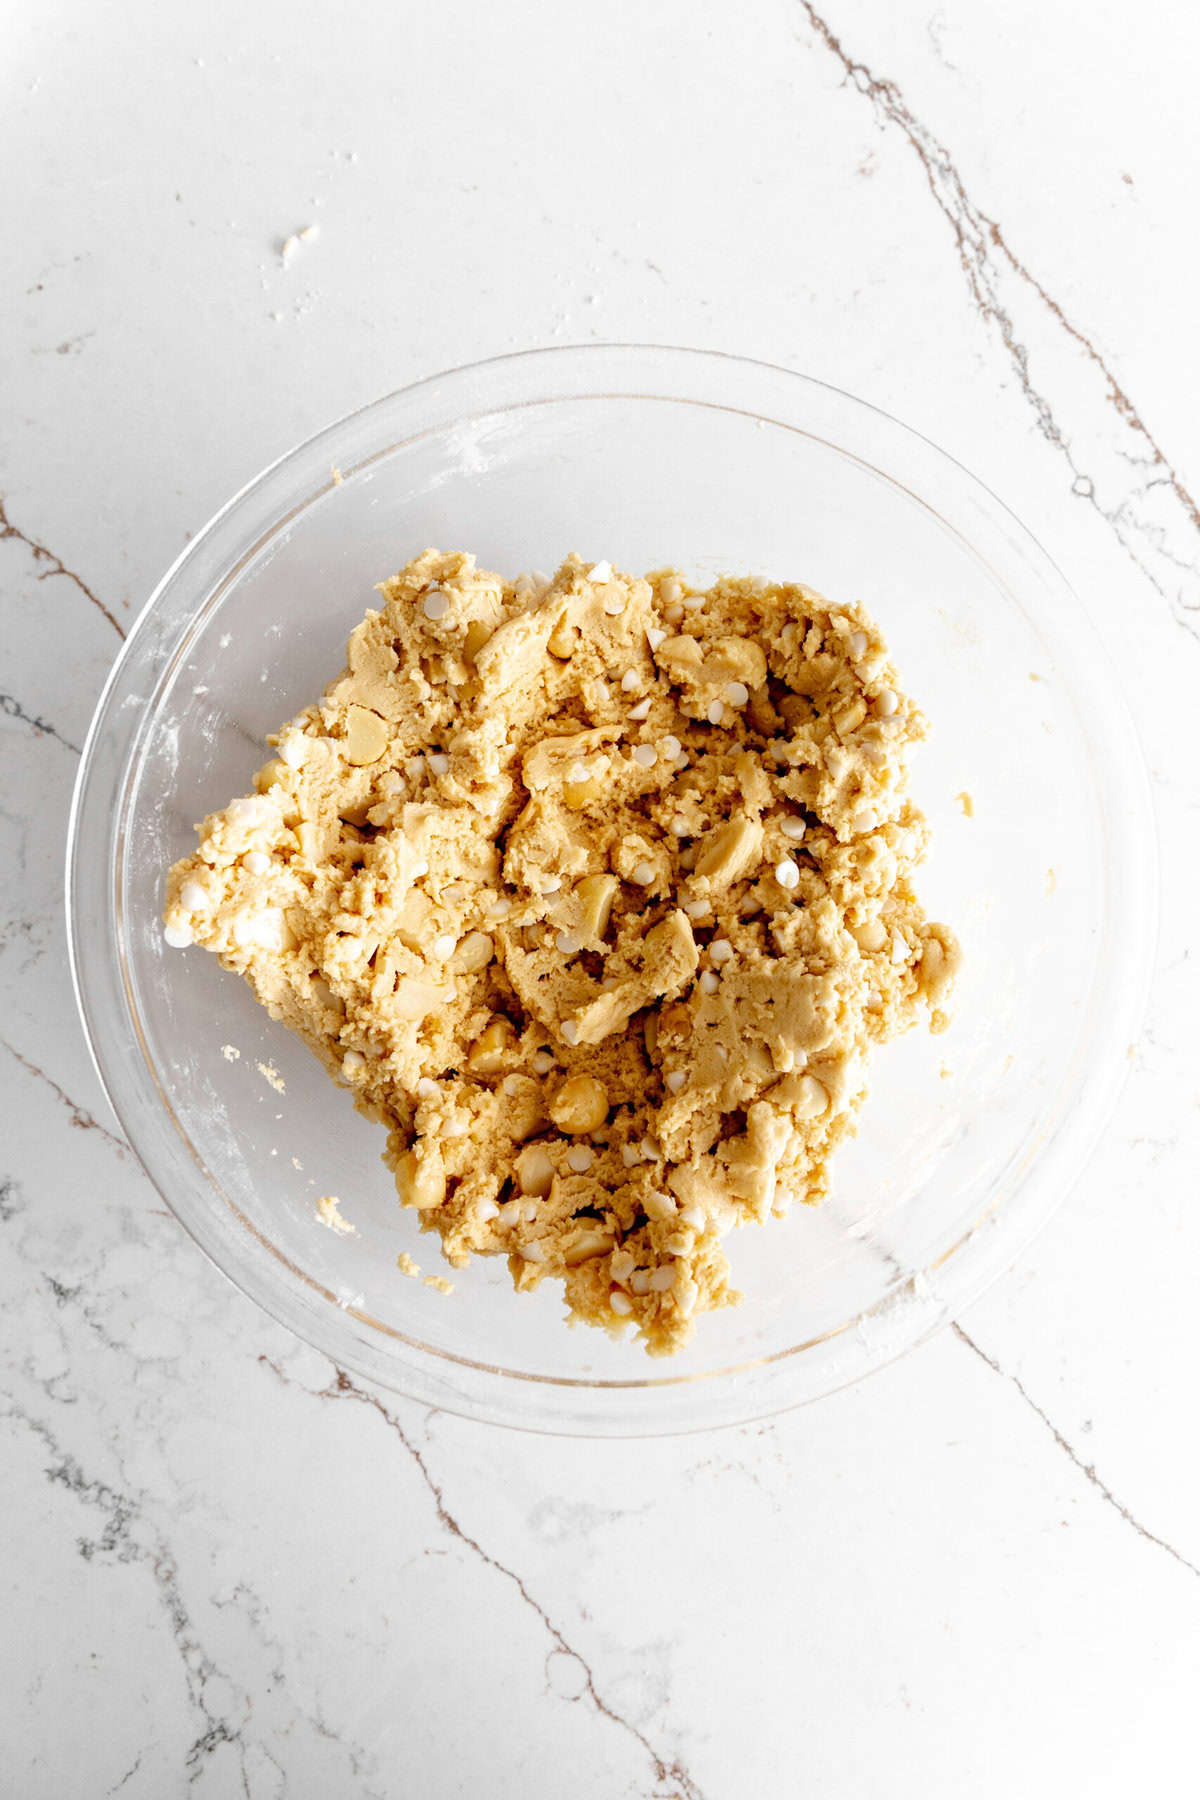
65;342;1159;1435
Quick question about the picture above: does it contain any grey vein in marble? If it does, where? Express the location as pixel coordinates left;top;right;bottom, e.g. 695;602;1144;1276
799;2;1200;634
0;691;83;756
2;1396;389;1798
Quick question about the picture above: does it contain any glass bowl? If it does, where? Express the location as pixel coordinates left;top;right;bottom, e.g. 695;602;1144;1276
66;346;1155;1435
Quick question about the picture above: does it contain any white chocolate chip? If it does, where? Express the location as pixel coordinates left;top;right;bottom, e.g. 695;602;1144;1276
562;1021;579;1045
699;970;720;995
279;735;305;768
609;1290;633;1315
556;931;582;955
779;816;806;840
620;1143;640;1168
633;744;658;768
231;913;257;947
708;938;734;966
603;592;626;616
611;1249;636;1283
417;1077;438;1100
649;1265;676;1292
487;897;512;920
775;859;799;890
646;626;667;651
629;1269;651;1295
433;933;457;960
588;560;613;584
242;850;271;876
164;921;193;948
567;1145;594;1173
426;752;450;776
706;700;725;726
476;1199;500;1223
620;669;640;692
422;588;450;621
630;860;656;886
875;688;899;717
660;734;682;761
849;630;868;658
852;808;878;834
179;880;209;912
628;698;652;721
724;681;750;707
341;1049;365;1076
532;1050;555;1075
665;1069;688;1093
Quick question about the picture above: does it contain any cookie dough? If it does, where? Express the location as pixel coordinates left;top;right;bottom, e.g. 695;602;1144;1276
165;552;960;1354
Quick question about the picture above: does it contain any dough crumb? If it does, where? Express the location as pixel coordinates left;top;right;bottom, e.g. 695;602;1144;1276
279;225;319;263
257;1060;286;1093
166;551;960;1355
221;1044;241;1061
316;1193;355;1235
423;1275;454;1295
955;790;975;818
397;1252;421;1279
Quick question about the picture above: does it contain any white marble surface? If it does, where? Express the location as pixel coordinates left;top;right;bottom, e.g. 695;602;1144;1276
3;2;1199;1792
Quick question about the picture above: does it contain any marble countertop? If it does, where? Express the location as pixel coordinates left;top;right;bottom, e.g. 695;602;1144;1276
3;2;1197;1793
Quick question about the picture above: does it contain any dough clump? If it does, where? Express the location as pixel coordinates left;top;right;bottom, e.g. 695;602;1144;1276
165;553;960;1353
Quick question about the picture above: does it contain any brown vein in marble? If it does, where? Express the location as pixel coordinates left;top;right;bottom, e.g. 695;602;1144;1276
0;1035;128;1156
261;1357;708;1800
954;1325;1200;1580
798;3;1200;632
0;691;82;756
0;494;126;639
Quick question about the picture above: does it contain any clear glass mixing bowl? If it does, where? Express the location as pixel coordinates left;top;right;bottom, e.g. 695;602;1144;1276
66;346;1156;1434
